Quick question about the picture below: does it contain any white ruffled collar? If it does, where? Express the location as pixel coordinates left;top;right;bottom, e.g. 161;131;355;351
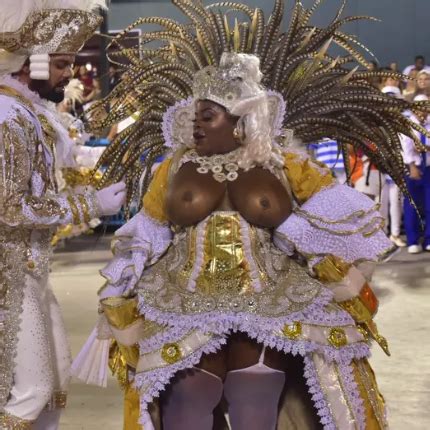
0;75;51;110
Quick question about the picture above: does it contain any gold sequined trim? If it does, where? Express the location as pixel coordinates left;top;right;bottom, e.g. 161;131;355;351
0;86;34;112
355;359;388;429
77;194;91;224
46;391;67;410
0;9;102;56
67;195;81;225
0;412;33;429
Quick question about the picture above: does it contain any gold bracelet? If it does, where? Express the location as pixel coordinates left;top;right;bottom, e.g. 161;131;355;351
67;195;81;225
77;194;91;223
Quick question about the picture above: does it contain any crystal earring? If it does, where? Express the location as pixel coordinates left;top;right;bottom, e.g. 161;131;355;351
233;127;241;141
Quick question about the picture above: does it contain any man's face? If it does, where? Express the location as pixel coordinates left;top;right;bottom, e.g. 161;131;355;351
415;58;425;71
29;54;75;103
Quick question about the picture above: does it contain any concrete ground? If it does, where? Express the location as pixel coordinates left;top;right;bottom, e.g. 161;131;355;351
52;234;430;429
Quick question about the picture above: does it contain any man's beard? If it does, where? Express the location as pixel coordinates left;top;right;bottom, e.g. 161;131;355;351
29;79;69;103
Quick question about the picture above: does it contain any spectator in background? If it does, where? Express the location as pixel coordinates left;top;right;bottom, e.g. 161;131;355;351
403;68;418;102
349;145;385;203
380;77;406;247
402;55;430;76
413;70;430;99
308;139;346;183
389;62;398;72
401;94;430;254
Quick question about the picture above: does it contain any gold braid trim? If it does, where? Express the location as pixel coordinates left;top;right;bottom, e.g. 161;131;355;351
77;194;91;224
0;412;33;429
66;195;81;225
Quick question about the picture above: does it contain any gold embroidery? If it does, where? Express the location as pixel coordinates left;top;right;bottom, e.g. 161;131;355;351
0;412;33;429
46;391;67;410
66;195;81;225
77;194;91;224
139;213;323;317
0;9;102;56
26;195;67;220
353;359;388;429
0;86;34;112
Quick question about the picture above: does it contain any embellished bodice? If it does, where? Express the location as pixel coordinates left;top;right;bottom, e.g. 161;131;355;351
138;211;325;317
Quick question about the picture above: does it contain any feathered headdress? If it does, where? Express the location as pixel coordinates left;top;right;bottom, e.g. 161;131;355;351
0;0;107;79
88;0;430;211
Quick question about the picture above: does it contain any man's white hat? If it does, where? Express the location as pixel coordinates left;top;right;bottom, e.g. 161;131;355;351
0;0;107;79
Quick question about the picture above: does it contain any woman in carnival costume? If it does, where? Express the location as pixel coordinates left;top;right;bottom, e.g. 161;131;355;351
73;1;430;429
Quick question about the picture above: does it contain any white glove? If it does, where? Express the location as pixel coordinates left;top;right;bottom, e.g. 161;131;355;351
96;182;126;216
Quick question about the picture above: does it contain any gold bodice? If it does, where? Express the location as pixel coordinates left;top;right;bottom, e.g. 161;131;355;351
138;211;324;317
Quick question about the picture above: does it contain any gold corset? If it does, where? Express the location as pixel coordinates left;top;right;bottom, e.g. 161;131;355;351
182;212;252;296
138;212;325;318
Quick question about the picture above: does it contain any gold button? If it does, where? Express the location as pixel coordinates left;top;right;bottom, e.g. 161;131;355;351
161;343;182;364
27;260;35;270
328;328;348;348
282;321;302;340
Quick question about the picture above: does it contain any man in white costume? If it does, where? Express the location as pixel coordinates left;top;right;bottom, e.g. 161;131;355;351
0;1;126;428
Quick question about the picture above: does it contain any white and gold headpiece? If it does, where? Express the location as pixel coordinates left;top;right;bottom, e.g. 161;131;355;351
193;52;265;115
0;0;107;79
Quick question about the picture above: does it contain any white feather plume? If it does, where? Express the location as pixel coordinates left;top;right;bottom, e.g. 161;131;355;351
64;78;84;103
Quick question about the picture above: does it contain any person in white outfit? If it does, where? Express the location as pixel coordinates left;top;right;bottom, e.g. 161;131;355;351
0;1;126;429
380;79;406;247
402;55;430;77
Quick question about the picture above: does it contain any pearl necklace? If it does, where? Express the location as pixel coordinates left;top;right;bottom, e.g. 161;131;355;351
185;149;242;182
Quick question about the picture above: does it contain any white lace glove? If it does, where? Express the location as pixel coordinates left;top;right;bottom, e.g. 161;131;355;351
96;182;126;216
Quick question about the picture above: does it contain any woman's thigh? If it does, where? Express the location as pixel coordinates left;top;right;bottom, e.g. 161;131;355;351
196;332;286;378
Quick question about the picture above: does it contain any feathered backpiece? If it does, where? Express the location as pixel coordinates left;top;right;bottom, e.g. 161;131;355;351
88;0;430;211
0;0;107;75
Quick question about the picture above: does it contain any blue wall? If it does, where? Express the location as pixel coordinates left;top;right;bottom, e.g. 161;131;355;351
108;0;430;70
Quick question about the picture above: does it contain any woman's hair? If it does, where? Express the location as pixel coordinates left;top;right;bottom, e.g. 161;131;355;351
234;95;279;170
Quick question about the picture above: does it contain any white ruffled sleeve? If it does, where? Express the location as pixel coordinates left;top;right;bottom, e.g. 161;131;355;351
274;183;394;270
99;210;172;298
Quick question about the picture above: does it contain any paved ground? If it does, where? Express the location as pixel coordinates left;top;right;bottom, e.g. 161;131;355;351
52;234;430;429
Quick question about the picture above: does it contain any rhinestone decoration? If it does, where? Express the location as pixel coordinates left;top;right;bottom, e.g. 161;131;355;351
328;327;348;348
161;343;182;364
282;321;302;339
